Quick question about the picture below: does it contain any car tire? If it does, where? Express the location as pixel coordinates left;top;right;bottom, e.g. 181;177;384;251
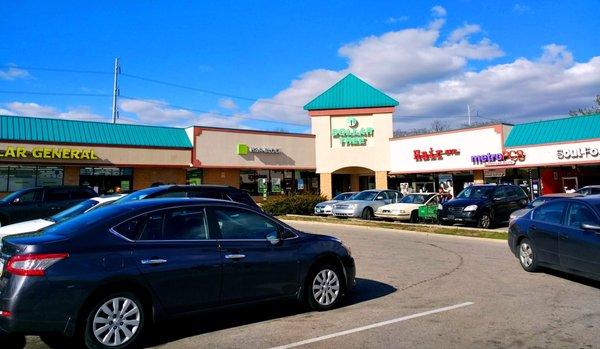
409;210;419;223
477;211;494;229
518;238;539;272
306;263;345;311
361;207;373;220
83;292;145;349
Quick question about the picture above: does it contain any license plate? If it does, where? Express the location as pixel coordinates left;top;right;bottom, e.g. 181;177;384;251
447;215;454;220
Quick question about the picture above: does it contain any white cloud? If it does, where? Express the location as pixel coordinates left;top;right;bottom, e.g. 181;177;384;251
0;101;107;121
386;16;409;24
119;99;246;128
218;98;238;110
431;5;447;17
249;7;600;129
513;4;531;14
0;66;30;80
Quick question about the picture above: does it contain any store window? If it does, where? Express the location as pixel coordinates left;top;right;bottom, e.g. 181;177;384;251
0;165;65;192
186;169;203;185
79;167;133;195
239;170;319;196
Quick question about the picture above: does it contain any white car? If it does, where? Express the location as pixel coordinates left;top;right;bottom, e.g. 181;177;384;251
375;193;439;222
0;194;125;237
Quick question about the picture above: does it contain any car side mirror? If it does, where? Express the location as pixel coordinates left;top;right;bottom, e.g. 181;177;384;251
581;223;600;232
376;196;384;200
266;231;281;245
11;198;21;205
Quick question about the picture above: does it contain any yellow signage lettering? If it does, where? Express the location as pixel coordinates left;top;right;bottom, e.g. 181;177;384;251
16;147;27;158
80;150;90;159
32;148;43;158
43;148;52;159
62;148;71;159
52;148;62;158
4;146;15;158
71;149;80;159
90;150;98;160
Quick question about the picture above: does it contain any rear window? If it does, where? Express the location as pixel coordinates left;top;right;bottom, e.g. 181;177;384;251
42;204;136;237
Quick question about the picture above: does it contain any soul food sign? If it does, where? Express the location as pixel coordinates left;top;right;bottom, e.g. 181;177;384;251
331;117;374;146
0;146;99;160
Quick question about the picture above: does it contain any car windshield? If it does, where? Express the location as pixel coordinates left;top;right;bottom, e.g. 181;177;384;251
114;191;148;203
49;199;99;223
457;186;495;199
352;191;378;201
0;190;26;203
334;193;354;201
530;197;552;208
400;194;429;204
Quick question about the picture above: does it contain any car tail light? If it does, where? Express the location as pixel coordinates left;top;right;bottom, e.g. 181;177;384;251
0;310;11;318
6;253;69;276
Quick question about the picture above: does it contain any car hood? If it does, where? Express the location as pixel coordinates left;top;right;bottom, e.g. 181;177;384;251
377;203;420;211
0;219;54;236
511;208;531;218
338;200;370;206
444;198;487;207
317;200;339;206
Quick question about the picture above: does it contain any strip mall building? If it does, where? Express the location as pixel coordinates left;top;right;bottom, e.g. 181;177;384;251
1;74;599;198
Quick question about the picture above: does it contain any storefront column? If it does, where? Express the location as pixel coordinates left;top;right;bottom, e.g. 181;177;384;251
375;171;388;190
473;170;485;184
319;173;332;199
350;174;360;192
64;166;80;186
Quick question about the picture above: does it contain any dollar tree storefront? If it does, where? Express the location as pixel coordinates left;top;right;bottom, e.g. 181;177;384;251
0;115;192;196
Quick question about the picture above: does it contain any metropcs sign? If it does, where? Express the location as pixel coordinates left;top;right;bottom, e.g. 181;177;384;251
0;146;99;160
471;150;526;166
331;117;374;146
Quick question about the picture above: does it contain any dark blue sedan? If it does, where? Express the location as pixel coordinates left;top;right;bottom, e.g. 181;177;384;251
508;196;600;279
0;198;355;348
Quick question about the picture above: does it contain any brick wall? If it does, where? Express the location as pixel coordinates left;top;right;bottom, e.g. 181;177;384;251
133;168;187;190
202;168;240;187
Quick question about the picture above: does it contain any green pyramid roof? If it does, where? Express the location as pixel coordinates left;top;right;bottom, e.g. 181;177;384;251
304;74;399;111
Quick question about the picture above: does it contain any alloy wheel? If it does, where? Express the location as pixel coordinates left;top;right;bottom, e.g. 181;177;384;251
92;297;141;347
312;269;340;306
480;214;490;228
519;242;533;268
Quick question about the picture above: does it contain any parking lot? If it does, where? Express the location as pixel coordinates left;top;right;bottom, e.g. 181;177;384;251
19;220;600;348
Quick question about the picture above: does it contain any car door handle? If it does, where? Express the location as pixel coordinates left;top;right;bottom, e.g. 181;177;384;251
141;259;167;265
529;225;537;231
559;234;569;241
225;254;246;260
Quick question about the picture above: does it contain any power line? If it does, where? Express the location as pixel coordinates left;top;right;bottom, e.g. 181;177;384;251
120;72;303;108
118;95;309;127
0;64;112;75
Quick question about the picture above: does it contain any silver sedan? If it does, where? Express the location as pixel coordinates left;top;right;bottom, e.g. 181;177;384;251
332;189;402;220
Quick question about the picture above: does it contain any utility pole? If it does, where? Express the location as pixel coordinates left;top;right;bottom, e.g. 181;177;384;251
467;104;471;126
111;57;120;123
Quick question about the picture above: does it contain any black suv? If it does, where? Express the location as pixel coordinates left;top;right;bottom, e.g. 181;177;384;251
0;186;97;226
438;184;528;228
115;185;261;211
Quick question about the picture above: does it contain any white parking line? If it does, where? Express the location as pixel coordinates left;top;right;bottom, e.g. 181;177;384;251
270;302;474;349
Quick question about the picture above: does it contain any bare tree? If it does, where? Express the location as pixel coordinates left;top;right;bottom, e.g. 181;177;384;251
569;95;600;116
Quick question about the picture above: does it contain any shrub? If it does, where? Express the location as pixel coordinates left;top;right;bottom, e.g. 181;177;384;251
261;193;327;216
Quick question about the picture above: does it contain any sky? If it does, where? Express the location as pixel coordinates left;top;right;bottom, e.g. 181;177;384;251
1;1;599;133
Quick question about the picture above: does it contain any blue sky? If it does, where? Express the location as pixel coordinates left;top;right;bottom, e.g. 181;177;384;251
1;1;599;133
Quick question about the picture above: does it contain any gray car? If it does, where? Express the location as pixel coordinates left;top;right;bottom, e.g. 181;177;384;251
332;189;402;220
314;192;357;216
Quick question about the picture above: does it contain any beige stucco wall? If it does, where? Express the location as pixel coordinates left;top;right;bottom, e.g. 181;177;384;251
0;142;191;167
194;129;316;169
312;112;393;174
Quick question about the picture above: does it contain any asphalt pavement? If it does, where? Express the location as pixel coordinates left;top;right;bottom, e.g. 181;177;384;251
22;220;600;348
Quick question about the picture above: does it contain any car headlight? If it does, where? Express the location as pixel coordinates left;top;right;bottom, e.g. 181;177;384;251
438;204;443;210
348;204;358;209
464;205;478;212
